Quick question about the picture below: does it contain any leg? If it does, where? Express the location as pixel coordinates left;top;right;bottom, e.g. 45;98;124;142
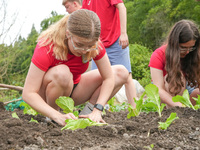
125;73;137;108
39;65;74;110
106;38;137;107
71;65;129;106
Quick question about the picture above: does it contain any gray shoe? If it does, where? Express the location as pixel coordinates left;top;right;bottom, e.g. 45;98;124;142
79;102;94;115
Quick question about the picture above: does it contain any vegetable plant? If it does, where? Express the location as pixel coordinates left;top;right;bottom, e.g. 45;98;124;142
172;89;200;110
143;84;166;117
144;144;154;150
127;84;166;118
127;92;145;118
158;112;179;130
20;102;39;115
107;97;128;112
29;118;39;123
55;96;107;130
12;112;19;119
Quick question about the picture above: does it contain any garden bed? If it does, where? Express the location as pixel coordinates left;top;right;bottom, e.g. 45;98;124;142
0;102;200;150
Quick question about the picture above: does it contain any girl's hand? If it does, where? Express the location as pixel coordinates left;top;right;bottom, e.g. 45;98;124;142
53;113;78;126
79;108;106;123
166;102;183;109
119;33;129;49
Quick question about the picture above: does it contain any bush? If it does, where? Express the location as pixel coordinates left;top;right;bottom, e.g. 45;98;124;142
129;44;152;87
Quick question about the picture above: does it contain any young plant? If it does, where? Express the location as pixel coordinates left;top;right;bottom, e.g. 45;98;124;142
158;112;179;130
12;112;19;119
127;92;145;118
144;144;154;150
55;96;78;117
127;84;166;118
29;118;39;123
61;118;106;130
172;89;200;110
20;102;39;116
142;84;166;117
192;95;200;110
107;97;128;112
56;96;107;130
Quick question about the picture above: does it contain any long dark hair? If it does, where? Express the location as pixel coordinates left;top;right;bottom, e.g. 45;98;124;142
165;20;200;95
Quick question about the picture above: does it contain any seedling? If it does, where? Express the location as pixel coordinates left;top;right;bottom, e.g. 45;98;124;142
143;84;166;117
20;102;39;116
127;84;166;118
172;89;200;110
107;97;128;112
127;92;145;118
29;118;39;123
56;96;107;130
158;112;179;130
144;144;154;150
12;112;19;119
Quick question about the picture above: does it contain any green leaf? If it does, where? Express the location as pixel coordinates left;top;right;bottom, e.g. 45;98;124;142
20;102;38;115
29;118;39;123
55;96;74;113
158;112;179;130
127;92;145;118
73;111;79;117
61;118;107;130
192;95;200;110
144;143;154;150
107;97;115;107
144;84;165;117
172;90;195;110
12;112;19;119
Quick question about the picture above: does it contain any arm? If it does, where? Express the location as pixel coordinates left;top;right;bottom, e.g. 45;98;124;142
115;2;129;49
80;54;115;123
95;53;115;106
22;63;77;126
150;67;182;108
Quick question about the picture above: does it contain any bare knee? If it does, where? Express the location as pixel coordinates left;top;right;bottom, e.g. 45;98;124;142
113;65;129;84
46;65;73;88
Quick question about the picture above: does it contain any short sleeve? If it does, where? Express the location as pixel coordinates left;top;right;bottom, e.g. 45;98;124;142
31;44;54;72
109;0;123;5
148;45;166;71
93;42;106;61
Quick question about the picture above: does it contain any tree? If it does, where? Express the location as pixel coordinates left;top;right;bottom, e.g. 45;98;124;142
125;0;200;50
40;11;64;31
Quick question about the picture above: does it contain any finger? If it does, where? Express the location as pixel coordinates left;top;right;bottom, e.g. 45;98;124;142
79;115;88;118
69;113;78;120
100;119;106;124
119;40;122;46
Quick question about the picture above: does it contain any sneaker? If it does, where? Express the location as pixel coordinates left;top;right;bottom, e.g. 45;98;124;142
79;102;94;115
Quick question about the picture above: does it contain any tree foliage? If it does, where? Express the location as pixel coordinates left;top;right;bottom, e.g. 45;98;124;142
125;0;200;50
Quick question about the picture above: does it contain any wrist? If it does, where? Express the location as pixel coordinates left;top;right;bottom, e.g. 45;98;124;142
94;104;104;111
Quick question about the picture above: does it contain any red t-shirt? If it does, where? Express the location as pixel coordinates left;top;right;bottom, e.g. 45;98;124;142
31;43;106;84
148;45;167;76
82;0;123;48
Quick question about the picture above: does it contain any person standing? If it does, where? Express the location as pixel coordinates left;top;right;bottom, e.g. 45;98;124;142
82;0;137;108
62;0;82;14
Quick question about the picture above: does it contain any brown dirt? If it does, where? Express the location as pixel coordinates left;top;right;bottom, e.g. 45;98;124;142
1;102;200;150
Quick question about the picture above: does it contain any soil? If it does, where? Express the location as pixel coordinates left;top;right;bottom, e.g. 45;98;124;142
1;102;200;150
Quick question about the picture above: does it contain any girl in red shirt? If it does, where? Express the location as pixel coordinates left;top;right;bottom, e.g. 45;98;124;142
149;20;200;108
22;9;129;126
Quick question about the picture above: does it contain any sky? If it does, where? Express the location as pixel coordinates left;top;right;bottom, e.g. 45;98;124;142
0;0;67;45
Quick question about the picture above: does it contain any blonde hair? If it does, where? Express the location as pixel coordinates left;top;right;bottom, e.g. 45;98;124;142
37;9;101;61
